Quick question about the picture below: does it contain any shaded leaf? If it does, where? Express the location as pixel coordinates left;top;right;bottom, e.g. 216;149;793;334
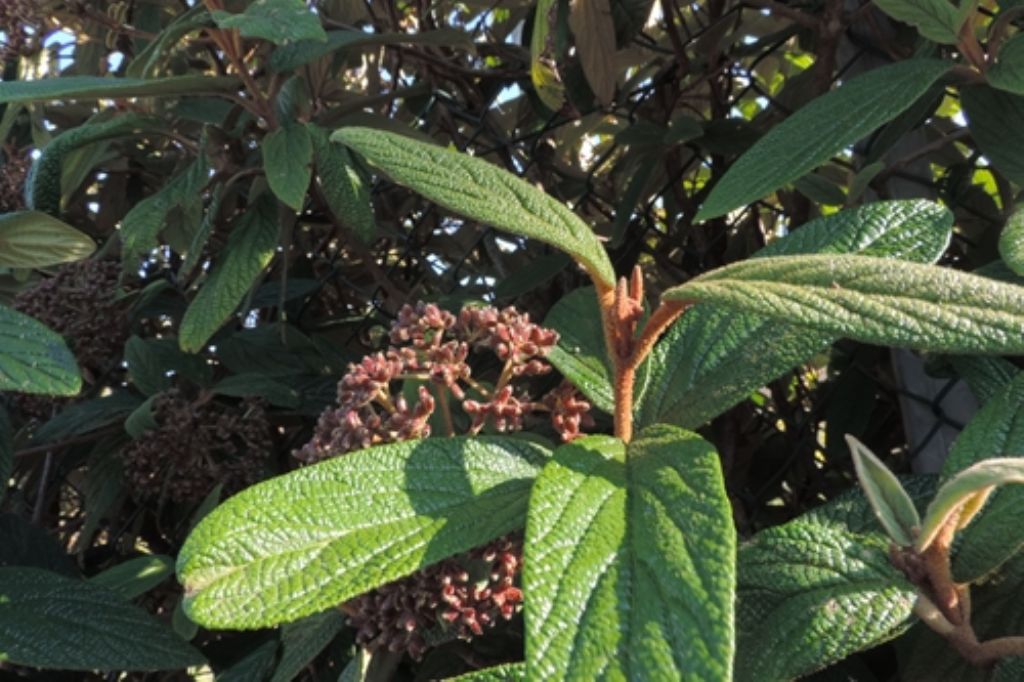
961;84;1024;185
269;610;347;682
569;0;616;106
873;0;964;43
0;212;94;268
263;123;313;211
211;0;326;45
212;373;300;408
543;286;614;412
0;75;240;105
310;125;375;242
88;555;174;599
988;33;1024;95
270;29;474;72
0;305;80;396
0;513;78;576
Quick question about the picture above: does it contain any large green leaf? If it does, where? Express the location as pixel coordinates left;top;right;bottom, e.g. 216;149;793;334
941;373;1024;581
331;127;616;288
0;305;80;396
961;84;1024;185
735;479;934;681
263;123;313;211
873;0;965;43
664;254;1024;354
524;427;735;681
696;60;950;220
0;567;204;671
309;125;376;243
211;0;326;44
637;199;952;428
0;75;239;104
179;194;280;353
0;212;95;268
178;436;549;629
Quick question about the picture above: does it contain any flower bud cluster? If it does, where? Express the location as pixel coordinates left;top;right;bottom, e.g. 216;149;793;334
120;390;273;505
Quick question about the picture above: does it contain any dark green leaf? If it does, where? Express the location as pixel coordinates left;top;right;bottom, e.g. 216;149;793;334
664;254;1024;355
0;305;80;396
989;34;1024;95
0;513;78;576
88;555;174;599
0;75;239;104
216;640;279;682
525;427;735;680
211;0;326;45
126;6;210;78
0;567;204;671
212;373;300;408
270;29;474;72
0;212;95;268
1000;204;1024;276
178;437;549;628
332;127;616;288
179;194;280;353
310;125;375;242
637;200;952;428
696;60;950;220
269;610;347;682
544;286;614;412
948;355;1020;404
962;84;1024;185
873;0;964;43
124;336;212;396
31;392;142;444
263;123;313;211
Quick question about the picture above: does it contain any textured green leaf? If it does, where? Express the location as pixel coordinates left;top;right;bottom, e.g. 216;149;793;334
873;0;964;43
122;152;209;262
962;84;1024;185
543;287;614;412
211;0;326;44
310;125;375;242
447;663;525;681
0;212;95;268
88;555;174;599
948;355;1020;405
263;123;313;211
696;60;950;220
270;28;474;72
179;194;280;353
664;254;1024;355
178;436;549;629
637;200;952;428
331;127;615;288
525;427;735;681
917;458;1024;552
0;75;239;105
735;480;932;681
989;34;1024;95
0;567;204;671
1000;205;1024;276
847;435;921;546
269;610;346;682
0;305;80;396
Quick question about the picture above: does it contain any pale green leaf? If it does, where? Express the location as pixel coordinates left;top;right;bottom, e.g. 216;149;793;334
263;123;313;211
0;305;80;396
0;567;204;671
0;212;95;268
989;34;1024;95
525;427;735;681
331;127;615;288
847;435;921;546
88;555;174;599
961;85;1024;185
211;0;326;45
179;194;280;353
917;458;1024;552
269;610;346;682
664;254;1024;355
873;0;964;43
178;436;549;629
637;200;952;428
696;60;950;220
0;75;240;105
309;125;375;242
1000;204;1024;276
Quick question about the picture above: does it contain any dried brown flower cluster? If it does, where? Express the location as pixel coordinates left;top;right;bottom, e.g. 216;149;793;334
0;151;29;212
298;302;593;659
0;0;41;61
121;391;273;505
296;302;591;464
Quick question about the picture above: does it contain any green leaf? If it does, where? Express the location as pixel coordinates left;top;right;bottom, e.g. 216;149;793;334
270;28;474;72
212;373;300;408
847;435;921;546
269;610;347;682
124;336;212;396
637;199;952;429
263;123;313;211
177;436;549;629
309;125;375;242
1000;205;1024;276
530;0;565;111
989;34;1024;95
663;254;1024;355
543;286;614;412
217;640;279;682
0;305;80;396
179;194;280;353
735;482;922;682
0;75;240;105
917;458;1024;552
961;84;1024;185
0;212;95;268
446;663;525;681
331;127;616;288
88;555;174;599
0;567;204;671
948;354;1020;405
696;60;950;220
31;391;142;444
126;5;210;78
525;426;735;681
211;0;326;45
873;0;964;43
0;513;78;575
